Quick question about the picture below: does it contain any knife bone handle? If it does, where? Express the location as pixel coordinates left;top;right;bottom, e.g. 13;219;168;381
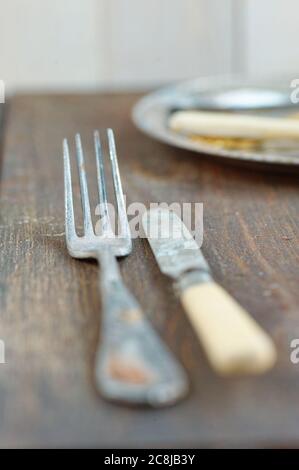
169;110;299;139
180;281;277;375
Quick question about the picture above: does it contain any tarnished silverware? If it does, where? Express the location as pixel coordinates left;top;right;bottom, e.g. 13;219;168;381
132;76;299;166
142;208;277;376
63;130;188;407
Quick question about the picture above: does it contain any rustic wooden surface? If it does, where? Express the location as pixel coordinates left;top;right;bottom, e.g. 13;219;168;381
0;93;298;448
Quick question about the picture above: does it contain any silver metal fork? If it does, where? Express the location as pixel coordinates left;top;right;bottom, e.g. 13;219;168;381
63;129;189;407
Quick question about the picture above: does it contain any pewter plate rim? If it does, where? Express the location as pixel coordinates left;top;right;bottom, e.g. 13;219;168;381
132;75;299;166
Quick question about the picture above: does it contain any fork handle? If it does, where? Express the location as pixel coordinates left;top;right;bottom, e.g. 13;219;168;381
94;249;188;407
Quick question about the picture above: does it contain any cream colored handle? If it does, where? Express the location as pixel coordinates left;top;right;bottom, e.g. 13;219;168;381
169;110;299;139
180;282;277;376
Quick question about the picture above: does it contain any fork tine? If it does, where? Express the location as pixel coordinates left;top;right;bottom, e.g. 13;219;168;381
63;139;77;240
94;131;112;235
107;129;131;238
75;134;94;236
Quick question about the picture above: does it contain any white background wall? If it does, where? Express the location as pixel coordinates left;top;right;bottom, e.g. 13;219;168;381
0;0;298;92
244;0;299;77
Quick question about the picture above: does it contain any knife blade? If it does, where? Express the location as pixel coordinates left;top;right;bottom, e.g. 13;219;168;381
142;207;209;281
142;208;277;376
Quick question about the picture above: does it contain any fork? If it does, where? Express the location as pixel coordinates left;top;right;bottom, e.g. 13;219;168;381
63;129;189;407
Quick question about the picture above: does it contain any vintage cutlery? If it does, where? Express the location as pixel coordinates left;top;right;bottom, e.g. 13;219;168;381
133;76;299;166
142;208;277;376
169;111;299;140
63;130;188;406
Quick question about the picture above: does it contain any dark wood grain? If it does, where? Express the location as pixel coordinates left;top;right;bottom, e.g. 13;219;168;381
0;93;298;448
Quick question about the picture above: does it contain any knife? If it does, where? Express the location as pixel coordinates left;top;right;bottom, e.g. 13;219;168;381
169;111;299;140
142;208;277;376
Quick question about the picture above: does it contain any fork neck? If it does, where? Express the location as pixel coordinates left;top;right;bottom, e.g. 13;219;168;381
96;248;121;283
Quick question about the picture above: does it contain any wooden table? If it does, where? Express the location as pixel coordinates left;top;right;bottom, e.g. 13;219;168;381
0;94;298;448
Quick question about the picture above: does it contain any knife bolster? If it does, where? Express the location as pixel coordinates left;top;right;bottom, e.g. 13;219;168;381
175;269;212;295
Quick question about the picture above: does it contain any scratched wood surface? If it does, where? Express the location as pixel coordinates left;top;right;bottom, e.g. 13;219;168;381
0;94;298;448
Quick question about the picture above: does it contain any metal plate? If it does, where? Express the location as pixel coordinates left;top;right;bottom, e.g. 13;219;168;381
132;75;299;166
